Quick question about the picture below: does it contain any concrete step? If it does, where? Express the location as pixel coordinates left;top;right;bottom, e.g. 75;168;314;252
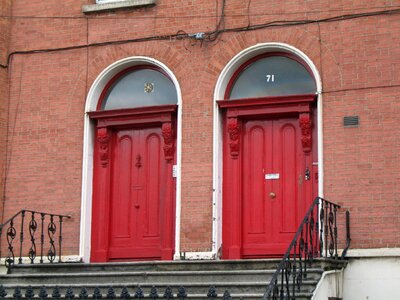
5;259;282;274
0;259;347;299
1;268;324;285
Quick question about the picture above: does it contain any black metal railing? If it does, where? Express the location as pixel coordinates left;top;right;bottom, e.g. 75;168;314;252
0;209;71;272
0;285;233;300
263;197;350;300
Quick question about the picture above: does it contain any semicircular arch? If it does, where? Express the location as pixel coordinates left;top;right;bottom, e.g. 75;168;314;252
212;42;324;258
80;56;182;262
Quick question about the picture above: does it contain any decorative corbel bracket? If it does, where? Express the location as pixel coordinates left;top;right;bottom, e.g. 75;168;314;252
96;127;111;167
299;113;312;153
162;122;175;162
227;117;241;158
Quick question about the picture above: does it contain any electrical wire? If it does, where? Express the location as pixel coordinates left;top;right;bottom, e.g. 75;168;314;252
323;83;400;94
207;0;226;42
247;0;252;28
1;7;400;69
1;4;399;20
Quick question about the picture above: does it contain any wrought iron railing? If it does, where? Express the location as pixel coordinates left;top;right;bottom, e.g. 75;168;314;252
0;285;233;300
263;197;350;300
0;209;71;272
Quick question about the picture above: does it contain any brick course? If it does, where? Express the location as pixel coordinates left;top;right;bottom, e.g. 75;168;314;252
0;0;12;223
1;0;400;255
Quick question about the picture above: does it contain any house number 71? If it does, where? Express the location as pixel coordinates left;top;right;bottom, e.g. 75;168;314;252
266;74;275;82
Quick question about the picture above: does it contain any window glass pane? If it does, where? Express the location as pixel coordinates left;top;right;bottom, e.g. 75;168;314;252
101;68;178;110
228;56;317;99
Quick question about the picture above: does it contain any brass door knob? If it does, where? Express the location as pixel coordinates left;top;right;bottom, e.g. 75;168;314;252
269;192;276;199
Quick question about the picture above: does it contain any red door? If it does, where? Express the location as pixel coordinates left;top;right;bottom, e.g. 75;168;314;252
241;117;308;257
219;96;316;259
89;106;176;262
108;126;166;260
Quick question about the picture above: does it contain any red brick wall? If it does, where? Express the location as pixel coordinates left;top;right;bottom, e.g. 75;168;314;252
0;0;12;224
4;51;87;254
0;67;7;224
320;15;400;249
2;0;400;255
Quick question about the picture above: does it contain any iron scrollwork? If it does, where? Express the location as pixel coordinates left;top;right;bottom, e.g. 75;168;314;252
0;286;236;300
264;197;349;300
28;212;38;263
47;215;57;262
5;219;17;268
0;209;71;271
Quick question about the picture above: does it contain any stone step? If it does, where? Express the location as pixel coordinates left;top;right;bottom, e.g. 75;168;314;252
0;259;346;299
1;268;324;285
6;259;283;274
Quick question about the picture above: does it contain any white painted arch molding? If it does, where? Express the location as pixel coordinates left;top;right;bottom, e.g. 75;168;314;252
212;42;324;258
80;56;183;262
214;42;322;100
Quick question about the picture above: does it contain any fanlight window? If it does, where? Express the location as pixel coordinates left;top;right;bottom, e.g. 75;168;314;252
100;67;178;110
227;54;317;100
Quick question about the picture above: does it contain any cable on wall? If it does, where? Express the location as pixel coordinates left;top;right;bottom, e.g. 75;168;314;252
1;7;400;69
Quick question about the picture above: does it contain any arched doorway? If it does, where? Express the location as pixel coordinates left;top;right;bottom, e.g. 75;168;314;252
85;61;180;262
215;45;320;259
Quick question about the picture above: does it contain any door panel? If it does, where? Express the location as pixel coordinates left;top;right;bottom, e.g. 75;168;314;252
242;117;306;257
247;125;268;235
144;133;162;238
111;133;133;240
108;126;165;260
276;121;299;234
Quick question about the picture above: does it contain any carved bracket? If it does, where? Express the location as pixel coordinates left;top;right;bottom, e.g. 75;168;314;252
299;113;312;153
162;122;174;162
227;117;241;158
96;127;111;167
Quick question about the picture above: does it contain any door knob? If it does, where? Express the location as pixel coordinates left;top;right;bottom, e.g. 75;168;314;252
269;192;276;199
134;204;140;209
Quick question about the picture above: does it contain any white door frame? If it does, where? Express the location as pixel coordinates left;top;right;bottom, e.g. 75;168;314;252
211;42;323;258
79;56;182;262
